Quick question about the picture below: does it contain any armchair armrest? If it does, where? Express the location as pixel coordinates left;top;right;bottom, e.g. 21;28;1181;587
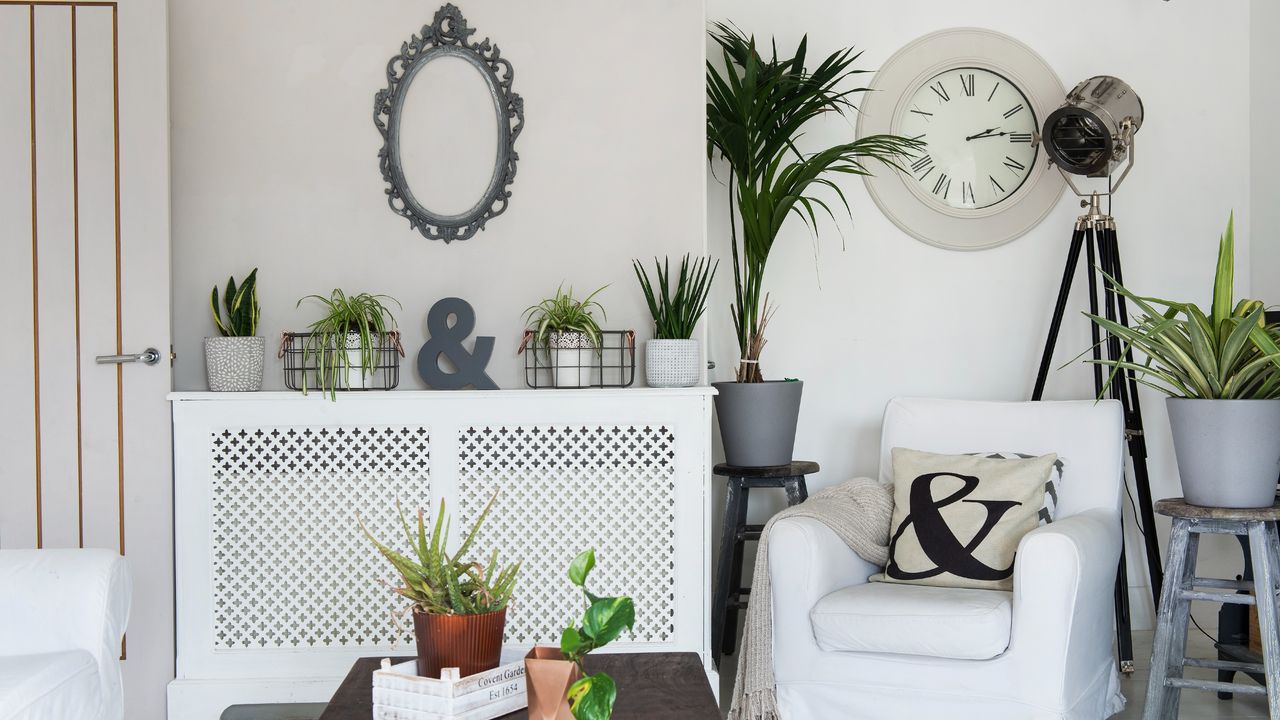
767;516;880;678
0;549;132;713
1008;509;1122;706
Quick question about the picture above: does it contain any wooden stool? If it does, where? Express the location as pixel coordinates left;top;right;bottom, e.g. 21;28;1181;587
1145;498;1280;719
710;461;816;667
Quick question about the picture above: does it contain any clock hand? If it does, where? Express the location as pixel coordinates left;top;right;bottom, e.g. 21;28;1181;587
967;130;1014;141
965;127;1001;141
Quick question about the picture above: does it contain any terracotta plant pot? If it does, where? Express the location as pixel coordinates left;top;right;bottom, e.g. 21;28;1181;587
524;646;581;720
412;608;507;679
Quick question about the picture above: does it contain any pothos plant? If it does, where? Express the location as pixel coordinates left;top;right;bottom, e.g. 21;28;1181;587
707;23;919;381
560;549;635;720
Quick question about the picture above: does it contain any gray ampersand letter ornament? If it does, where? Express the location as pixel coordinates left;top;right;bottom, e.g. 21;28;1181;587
417;297;498;390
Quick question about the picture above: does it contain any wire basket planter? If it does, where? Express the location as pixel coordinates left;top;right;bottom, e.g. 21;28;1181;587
519;330;635;389
279;331;404;392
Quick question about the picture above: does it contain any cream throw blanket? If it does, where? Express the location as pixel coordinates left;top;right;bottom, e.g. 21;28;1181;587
727;477;894;720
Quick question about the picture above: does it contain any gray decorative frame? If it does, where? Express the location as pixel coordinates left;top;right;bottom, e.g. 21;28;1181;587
374;4;524;243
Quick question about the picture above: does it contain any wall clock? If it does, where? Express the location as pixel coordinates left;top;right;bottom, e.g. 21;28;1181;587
858;28;1066;250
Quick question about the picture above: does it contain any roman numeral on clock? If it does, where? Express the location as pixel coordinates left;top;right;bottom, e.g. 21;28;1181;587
961;181;974;204
930;81;950;102
989;175;1005;194
910;106;933;119
1010;133;1033;143
959;73;975;97
932;173;951;198
1003;155;1027;172
1003;104;1024;119
987;82;1000;102
910;154;934;174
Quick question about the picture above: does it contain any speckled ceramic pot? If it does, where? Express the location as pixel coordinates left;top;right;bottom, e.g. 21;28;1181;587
204;336;265;392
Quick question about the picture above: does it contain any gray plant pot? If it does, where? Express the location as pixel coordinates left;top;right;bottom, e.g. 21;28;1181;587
712;380;803;467
204;336;265;392
1167;397;1280;508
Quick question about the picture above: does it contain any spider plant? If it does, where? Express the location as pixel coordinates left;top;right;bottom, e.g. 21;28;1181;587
296;289;401;399
707;23;919;382
1081;213;1280;399
359;493;519;616
523;285;608;349
210;268;260;337
633;255;718;340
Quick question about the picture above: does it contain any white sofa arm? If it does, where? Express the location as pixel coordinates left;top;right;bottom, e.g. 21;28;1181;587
1008;509;1122;709
767;516;880;679
0;549;132;714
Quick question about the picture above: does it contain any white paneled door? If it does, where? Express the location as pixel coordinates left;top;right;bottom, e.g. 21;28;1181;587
0;1;171;718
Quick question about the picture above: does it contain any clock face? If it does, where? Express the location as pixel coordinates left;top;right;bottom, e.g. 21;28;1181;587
896;67;1039;211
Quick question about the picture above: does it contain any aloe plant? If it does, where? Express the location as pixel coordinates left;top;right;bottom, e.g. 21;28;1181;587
559;549;635;720
633;255;718;340
360;494;519;615
707;23;919;382
210;269;260;337
1081;213;1280;399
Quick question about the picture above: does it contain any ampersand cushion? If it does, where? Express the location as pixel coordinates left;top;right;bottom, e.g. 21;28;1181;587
879;447;1058;591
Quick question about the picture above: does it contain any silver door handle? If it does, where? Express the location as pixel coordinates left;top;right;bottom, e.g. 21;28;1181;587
96;348;161;365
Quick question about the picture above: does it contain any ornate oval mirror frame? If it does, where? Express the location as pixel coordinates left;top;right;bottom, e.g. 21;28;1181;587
374;4;524;243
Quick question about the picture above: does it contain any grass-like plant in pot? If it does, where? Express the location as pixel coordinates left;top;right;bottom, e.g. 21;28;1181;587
361;494;519;679
706;23;918;466
522;285;607;389
296;289;402;399
1081;214;1280;508
205;268;265;392
524;549;634;720
634;255;717;388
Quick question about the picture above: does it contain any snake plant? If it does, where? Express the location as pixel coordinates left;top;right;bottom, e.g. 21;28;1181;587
1081;213;1280;399
360;494;519;616
633;255;718;340
210;269;260;337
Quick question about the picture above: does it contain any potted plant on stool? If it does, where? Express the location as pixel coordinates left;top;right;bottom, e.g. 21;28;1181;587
525;549;634;720
361;494;520;679
634;254;717;388
706;24;916;466
1084;214;1280;508
205;268;264;391
523;285;608;389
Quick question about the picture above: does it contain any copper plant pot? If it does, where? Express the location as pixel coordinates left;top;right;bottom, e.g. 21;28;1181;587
524;646;581;720
413;608;507;679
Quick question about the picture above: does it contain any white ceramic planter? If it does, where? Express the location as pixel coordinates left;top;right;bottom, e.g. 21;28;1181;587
1167;397;1280;508
646;339;700;388
204;336;265;392
548;331;595;388
343;333;371;389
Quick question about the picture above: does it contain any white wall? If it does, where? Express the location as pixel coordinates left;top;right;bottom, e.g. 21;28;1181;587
704;0;1252;632
1253;0;1280;303
169;0;705;391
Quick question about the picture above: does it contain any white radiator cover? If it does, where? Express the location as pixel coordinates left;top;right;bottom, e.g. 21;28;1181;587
168;388;716;719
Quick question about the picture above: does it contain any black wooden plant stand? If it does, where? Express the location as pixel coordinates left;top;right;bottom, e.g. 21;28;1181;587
711;461;816;667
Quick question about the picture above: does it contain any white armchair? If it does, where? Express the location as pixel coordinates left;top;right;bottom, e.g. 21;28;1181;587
0;549;131;720
769;397;1126;719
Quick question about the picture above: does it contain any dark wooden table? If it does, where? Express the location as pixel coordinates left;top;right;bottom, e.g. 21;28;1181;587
319;652;720;719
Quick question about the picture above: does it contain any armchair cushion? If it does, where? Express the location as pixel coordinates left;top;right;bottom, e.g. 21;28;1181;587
810;583;1012;660
0;651;102;720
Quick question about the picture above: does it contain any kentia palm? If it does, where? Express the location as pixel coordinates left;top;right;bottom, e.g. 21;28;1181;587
706;23;918;465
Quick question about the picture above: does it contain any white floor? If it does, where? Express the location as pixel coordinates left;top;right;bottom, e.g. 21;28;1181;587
1117;628;1270;719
